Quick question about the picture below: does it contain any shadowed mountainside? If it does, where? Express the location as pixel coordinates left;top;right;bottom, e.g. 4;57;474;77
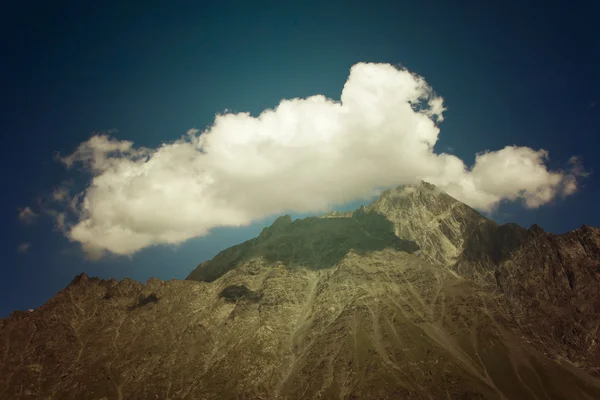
495;224;600;375
187;209;419;282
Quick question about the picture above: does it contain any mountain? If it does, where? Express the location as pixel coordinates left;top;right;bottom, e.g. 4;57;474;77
2;182;600;399
363;183;535;281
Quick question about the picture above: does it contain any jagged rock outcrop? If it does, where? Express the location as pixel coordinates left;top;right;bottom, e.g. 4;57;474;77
364;182;488;269
2;182;600;399
495;224;600;376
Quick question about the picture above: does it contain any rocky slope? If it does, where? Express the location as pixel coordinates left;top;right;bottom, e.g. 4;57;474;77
362;183;535;281
1;182;599;399
364;182;488;270
495;224;600;376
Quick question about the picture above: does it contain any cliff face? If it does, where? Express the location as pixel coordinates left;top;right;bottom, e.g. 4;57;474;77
2;182;600;399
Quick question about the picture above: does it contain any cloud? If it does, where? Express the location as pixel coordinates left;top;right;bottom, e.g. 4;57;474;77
560;156;590;197
51;186;70;202
17;243;31;253
48;62;584;257
18;207;38;224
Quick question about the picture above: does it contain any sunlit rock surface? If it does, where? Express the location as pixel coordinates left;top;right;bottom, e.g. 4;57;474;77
1;182;600;399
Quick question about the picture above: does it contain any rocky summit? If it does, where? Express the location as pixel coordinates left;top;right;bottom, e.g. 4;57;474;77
2;182;600;399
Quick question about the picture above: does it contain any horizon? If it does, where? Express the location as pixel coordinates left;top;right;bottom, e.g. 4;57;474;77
2;0;599;318
2;181;588;318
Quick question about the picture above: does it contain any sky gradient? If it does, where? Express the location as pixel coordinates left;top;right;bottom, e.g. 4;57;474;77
2;0;599;317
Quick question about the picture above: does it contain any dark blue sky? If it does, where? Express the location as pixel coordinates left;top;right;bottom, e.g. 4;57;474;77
1;0;599;317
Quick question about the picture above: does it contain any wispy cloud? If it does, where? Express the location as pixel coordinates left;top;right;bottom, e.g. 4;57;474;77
17;243;31;253
46;62;585;258
18;207;38;224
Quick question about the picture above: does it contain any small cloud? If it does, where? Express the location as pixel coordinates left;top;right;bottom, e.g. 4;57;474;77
17;243;31;253
55;212;67;231
388;186;418;199
567;156;590;177
18;207;38;224
52;187;69;202
561;156;590;196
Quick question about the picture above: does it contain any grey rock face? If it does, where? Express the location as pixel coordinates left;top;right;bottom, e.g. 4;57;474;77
366;183;489;270
2;182;600;399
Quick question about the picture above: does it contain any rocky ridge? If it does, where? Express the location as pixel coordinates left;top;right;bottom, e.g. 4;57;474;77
1;182;599;399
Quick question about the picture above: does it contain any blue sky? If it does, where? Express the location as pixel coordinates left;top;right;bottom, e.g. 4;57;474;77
1;0;599;317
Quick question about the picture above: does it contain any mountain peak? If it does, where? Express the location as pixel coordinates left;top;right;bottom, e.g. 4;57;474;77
365;181;487;268
528;223;545;235
259;214;293;239
68;272;89;287
273;214;293;226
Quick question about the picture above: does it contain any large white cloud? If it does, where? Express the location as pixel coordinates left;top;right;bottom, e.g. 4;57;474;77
50;62;584;257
